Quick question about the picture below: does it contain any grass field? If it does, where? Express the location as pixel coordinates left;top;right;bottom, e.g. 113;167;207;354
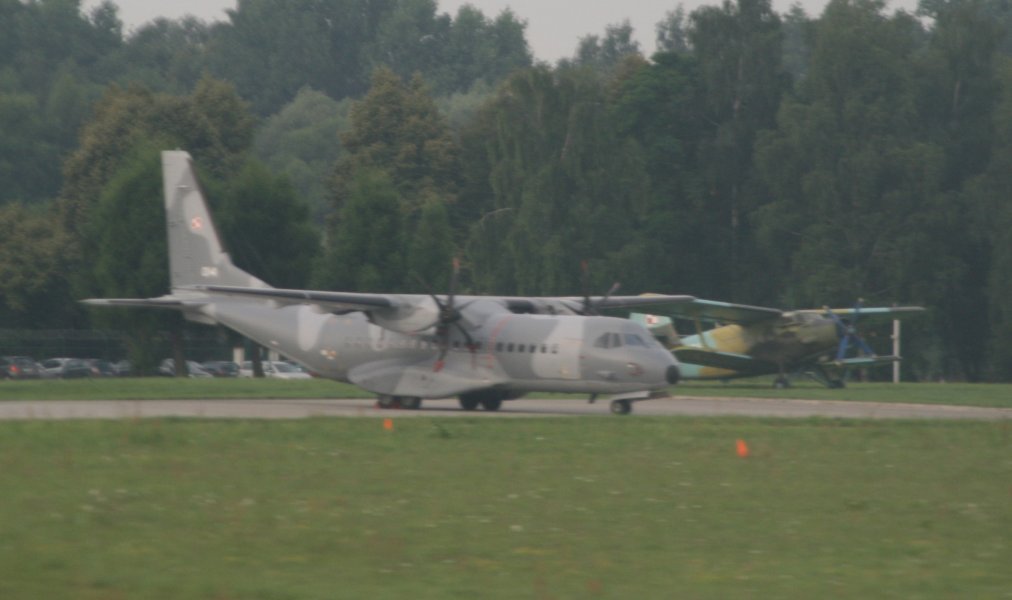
1;377;1011;408
0;417;1008;599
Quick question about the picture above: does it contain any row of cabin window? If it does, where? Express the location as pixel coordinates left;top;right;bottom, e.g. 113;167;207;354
452;340;560;354
343;338;560;354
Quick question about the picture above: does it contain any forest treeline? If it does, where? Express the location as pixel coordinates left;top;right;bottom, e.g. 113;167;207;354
1;0;1011;381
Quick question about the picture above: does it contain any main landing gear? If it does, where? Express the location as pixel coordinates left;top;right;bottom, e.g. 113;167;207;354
458;390;505;412
610;399;632;415
375;395;422;410
598;390;667;415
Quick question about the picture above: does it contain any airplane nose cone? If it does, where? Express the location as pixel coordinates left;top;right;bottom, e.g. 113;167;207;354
666;365;681;384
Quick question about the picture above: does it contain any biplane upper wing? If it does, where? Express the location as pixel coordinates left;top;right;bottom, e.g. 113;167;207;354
641;297;783;325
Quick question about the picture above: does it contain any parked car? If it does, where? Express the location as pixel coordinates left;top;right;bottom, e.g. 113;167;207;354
39;358;93;379
239;360;313;380
201;360;239;377
1;356;43;379
158;359;214;378
84;359;118;377
112;360;132;377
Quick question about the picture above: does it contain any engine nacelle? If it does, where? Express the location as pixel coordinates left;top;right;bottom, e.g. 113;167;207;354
369;296;442;334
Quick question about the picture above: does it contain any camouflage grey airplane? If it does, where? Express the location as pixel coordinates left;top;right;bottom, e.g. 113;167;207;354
83;151;690;415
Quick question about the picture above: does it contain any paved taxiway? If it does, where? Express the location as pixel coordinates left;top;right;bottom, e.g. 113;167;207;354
0;397;1009;420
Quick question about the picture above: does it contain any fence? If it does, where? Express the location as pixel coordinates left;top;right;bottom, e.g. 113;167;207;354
0;329;236;362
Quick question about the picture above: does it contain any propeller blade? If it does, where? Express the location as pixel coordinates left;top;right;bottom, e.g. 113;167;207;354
580;260;593;314
836;334;851;361
420;257;466;372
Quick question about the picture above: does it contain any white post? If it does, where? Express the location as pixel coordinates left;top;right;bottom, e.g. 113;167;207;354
892;318;901;383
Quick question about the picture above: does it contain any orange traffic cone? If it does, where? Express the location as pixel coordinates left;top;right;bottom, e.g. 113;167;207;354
736;439;749;458
383;418;394;431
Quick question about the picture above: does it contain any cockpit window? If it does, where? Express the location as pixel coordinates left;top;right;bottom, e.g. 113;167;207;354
595;333;628;349
623;333;649;347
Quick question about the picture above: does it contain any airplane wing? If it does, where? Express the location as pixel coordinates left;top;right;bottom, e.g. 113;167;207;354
512;294;695;314
673;347;776;373
183;285;396;314
590;295;696;310
822;355;902;368
821;306;925;323
657;298;784;325
187;285;694;315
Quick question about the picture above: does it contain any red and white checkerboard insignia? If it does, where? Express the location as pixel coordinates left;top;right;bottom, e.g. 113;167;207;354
645;314;659;325
190;216;203;230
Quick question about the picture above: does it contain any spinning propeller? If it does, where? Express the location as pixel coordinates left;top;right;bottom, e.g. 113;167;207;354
824;299;876;362
416;258;476;372
580;260;620;315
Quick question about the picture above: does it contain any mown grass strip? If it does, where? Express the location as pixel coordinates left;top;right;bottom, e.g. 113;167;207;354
0;418;1007;599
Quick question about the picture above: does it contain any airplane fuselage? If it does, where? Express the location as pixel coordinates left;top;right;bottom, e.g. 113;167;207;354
200;298;679;397
679;311;839;379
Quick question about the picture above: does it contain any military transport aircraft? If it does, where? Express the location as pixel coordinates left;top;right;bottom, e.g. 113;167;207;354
631;299;924;388
83;151;690;415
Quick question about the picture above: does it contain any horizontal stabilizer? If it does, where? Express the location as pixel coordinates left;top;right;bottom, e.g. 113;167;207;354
673;347;774;373
80;297;206;310
629;312;680;347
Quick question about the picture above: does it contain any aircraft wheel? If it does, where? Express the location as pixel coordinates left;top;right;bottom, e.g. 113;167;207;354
401;396;422;410
610;399;632;415
480;397;502;411
376;395;398;409
459;395;480;411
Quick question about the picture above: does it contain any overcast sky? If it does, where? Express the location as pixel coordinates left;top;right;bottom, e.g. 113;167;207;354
84;0;921;63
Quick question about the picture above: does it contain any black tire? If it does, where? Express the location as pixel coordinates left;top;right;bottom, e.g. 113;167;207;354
480;397;502;411
610;399;632;415
401;397;422;410
459;395;480;411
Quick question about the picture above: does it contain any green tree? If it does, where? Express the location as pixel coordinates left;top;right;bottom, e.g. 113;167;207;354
315;168;404;291
254;87;352;224
963;58;1012;379
82;141;178;372
113;17;210;94
655;7;690;55
0;202;75;328
608;52;709;295
458;66;648;295
206;0;399;114
60;76;255;235
568;21;642;70
752;0;993;379
214;160;320;289
319;67;459;291
687;0;788;302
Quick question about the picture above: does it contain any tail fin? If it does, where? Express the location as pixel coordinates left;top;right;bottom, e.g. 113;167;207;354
629;312;682;349
162;151;269;290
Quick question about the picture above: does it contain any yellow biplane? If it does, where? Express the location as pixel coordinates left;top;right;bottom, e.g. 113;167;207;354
632;299;924;388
